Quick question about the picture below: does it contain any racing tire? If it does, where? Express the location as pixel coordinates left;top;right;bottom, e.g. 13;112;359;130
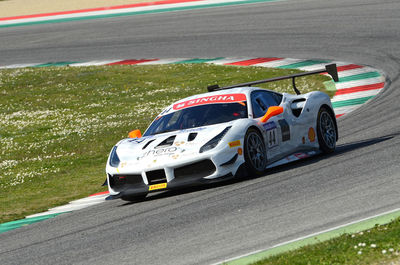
244;128;267;176
121;193;147;202
317;107;337;153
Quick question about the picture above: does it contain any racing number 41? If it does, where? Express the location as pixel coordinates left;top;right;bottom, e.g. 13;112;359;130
268;128;278;148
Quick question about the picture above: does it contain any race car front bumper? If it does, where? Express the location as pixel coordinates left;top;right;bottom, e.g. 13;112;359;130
107;155;239;198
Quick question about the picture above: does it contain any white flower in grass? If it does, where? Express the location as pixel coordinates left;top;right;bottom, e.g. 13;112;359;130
0;160;18;169
351;234;355;238
361;243;366;247
389;248;394;252
370;244;377;248
354;245;358;249
357;251;362;255
382;249;387;254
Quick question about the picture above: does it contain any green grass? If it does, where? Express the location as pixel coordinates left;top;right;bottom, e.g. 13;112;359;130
0;64;331;223
251;218;400;265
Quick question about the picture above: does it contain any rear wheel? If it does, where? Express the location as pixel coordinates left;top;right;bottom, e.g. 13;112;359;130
317;107;337;153
244;128;267;176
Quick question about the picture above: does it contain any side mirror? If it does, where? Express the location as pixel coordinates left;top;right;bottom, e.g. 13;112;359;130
260;106;283;123
128;129;142;138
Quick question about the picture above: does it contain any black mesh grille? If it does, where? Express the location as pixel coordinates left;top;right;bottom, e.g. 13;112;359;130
146;169;167;184
174;159;216;179
110;174;143;188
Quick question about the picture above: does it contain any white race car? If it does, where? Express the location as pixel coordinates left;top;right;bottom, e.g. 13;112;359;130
105;64;339;201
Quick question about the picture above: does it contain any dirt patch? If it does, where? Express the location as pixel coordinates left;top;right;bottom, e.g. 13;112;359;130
0;0;162;18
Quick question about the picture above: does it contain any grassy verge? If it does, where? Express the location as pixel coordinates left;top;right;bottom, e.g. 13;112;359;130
252;217;400;265
0;64;330;223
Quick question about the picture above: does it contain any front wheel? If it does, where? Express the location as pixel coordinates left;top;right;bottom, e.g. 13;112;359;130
317;107;337;153
244;128;267;176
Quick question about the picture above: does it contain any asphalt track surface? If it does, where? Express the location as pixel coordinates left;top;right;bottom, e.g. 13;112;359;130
1;0;400;264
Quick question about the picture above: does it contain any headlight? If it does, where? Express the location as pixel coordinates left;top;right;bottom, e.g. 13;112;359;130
199;126;231;153
109;146;120;167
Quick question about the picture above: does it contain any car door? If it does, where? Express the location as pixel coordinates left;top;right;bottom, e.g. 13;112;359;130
250;90;293;162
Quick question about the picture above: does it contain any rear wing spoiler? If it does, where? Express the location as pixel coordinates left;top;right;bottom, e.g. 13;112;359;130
207;63;339;95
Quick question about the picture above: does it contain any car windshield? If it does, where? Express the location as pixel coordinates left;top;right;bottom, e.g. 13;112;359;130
144;102;248;136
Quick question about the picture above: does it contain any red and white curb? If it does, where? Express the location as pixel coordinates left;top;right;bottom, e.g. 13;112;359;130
0;0;280;28
0;57;386;225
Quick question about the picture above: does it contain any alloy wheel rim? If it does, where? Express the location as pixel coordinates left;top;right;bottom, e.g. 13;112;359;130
320;111;336;149
247;132;266;171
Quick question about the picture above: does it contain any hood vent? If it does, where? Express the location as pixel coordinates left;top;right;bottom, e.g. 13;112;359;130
188;133;197;142
155;135;176;148
142;139;155;150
